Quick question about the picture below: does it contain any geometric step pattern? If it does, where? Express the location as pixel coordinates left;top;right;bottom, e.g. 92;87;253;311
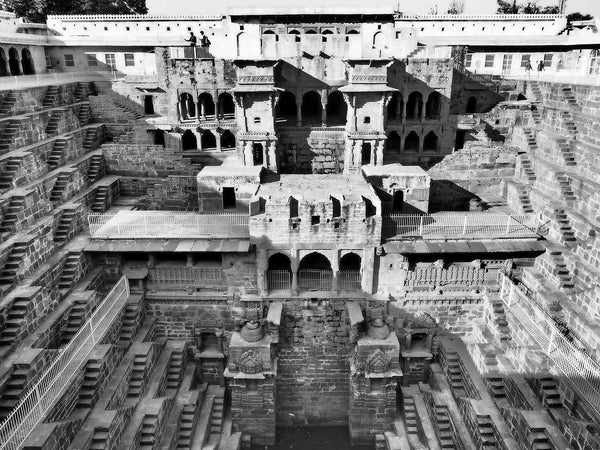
561;86;578;107
432;404;458;449
42;85;59;109
209;386;225;436
49;172;70;204
402;395;419;436
518;154;536;184
77;358;103;409
61;299;89;344
0;92;17;116
166;350;185;391
53;208;77;245
58;251;84;290
548;250;575;291
112;101;144;120
177;403;198;449
517;185;534;213
83;128;98;150
0;296;33;347
555;138;576;166
529;81;542;103
78;103;91;125
45;111;61;136
0;366;30;422
0;241;28;286
0;155;22;191
91;185;110;212
561;110;577;137
485;377;506;399
127;354;148;398
0;119;20;154
553;209;577;247
523;128;538;152
74;82;87;102
554;172;576;203
0;195;24;234
488;299;512;342
47;138;69;170
140;414;159;448
87;154;103;183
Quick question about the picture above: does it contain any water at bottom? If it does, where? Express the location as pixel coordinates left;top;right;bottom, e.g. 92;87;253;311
252;426;375;450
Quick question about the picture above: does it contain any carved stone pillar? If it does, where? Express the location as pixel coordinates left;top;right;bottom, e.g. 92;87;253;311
331;249;339;293
291;250;299;295
296;93;302;127
419;131;424;153
258;249;268;296
321;90;328;127
267;141;278;172
243;141;253;166
375;139;384;166
214;130;222;152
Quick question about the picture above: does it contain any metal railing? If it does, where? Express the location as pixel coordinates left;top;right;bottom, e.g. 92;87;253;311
0;70;121;89
88;211;249;239
499;273;600;418
298;269;333;291
338;270;362;291
266;270;292;291
454;63;501;93
0;276;130;450
382;213;539;239
148;266;223;289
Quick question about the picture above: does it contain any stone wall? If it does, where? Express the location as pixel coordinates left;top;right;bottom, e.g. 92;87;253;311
102;144;194;178
277;130;345;174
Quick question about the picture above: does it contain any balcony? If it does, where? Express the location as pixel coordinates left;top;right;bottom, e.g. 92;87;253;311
88;211;249;240
382;213;540;240
148;266;223;291
265;269;362;293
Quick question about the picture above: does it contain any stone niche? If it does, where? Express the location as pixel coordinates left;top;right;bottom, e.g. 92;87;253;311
349;318;402;445
362;163;431;213
196;164;262;213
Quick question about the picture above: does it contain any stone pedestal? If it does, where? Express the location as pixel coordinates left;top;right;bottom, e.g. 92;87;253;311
226;325;277;445
349;320;402;444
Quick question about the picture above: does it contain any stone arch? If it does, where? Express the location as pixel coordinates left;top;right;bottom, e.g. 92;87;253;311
263;30;275;35
387;92;403;120
218;92;235;117
301;91;322;126
404;131;419;152
305;30;317;35
347;29;359;35
0;48;7;76
21;48;34;75
425;91;442;119
181;130;197;150
236;32;252;58
299;252;332;271
406;91;423;120
220;130;235;149
326;90;347;126
200;130;216;149
276;90;297;123
8;47;20;76
423;131;439;152
340;252;361;271
466;96;477;113
373;31;385;47
386;131;401;153
322;29;334;35
198;92;215;117
179;92;195;120
268;253;292;272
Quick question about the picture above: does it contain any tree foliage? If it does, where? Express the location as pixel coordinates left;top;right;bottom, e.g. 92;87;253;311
567;12;593;23
496;0;560;14
11;0;147;22
447;0;465;15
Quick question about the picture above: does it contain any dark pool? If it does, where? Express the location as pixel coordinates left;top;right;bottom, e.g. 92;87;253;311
252;427;375;450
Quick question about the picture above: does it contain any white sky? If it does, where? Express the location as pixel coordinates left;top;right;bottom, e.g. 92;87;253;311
147;0;600;16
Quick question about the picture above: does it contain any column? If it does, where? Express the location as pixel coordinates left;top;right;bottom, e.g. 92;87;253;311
296;98;302;127
186;254;194;267
321;91;328;127
375;140;384;166
291;249;299;295
343;139;354;174
258;249;268;296
243;141;253;166
214;130;222;152
331;250;339;293
418;131;424;153
267;141;278;172
396;96;402;121
399;133;405;153
214;90;220;119
402;96;407;123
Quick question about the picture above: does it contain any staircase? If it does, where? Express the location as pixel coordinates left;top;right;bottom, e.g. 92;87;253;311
119;303;140;343
83;128;97;150
408;46;427;58
78;103;91;125
47;138;69;170
91;185;110;212
556;138;576;166
87;154;103;182
61;299;88;344
528;428;552;450
0;120;20;154
49;173;70;204
89;428;109;450
434;405;456;449
517;185;534;213
548;250;575;291
54;209;77;245
0;241;27;285
488;298;512;342
45;111;61;136
74;82;87;102
139;414;159;449
209;386;225;437
476;416;497;447
561;87;578;107
530;108;541;125
0;92;17;116
177;403;197;448
537;378;563;410
113;101;144;120
0;156;22;191
0;297;32;346
127;354;147;397
402;395;419;436
166;350;184;390
555;172;576;203
0;367;29;421
42;86;59;108
523;128;538;152
561;110;577;137
486;377;506;398
58;252;83;290
444;354;467;398
77;358;102;408
0;195;24;234
553;209;576;247
529;81;542;102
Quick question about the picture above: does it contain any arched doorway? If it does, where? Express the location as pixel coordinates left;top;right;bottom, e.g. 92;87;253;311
361;142;372;165
325;91;347;126
179;93;195;120
301;91;322;126
252;143;264;165
218;92;235;118
406;91;423;120
404;131;420;152
21;49;34;75
386;131;401;153
276;91;297;124
181;130;197;150
221;130;235;149
423;131;439;152
392;191;404;212
198;92;215;118
298;252;332;291
339;252;361;291
387;92;403;121
8;48;20;76
200;130;216;150
267;253;292;291
373;31;385;48
466;96;477;113
0;49;7;77
425;91;441;119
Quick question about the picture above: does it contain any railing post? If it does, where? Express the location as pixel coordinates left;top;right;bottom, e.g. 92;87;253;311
547;326;556;354
462;215;468;235
419;216;424;236
505;215;512;234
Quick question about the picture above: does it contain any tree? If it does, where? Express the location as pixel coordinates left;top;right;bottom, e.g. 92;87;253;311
497;0;519;14
12;0;147;22
447;0;465;14
567;12;593;22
